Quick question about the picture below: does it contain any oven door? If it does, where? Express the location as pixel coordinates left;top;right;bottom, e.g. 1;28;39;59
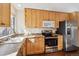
45;38;58;46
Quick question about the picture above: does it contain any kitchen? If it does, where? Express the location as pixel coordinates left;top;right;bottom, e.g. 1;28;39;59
0;3;79;56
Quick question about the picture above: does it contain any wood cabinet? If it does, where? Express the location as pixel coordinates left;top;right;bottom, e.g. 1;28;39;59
58;35;63;50
49;11;55;21
25;9;55;28
34;10;43;28
25;9;43;28
0;4;2;26
37;10;44;28
25;8;70;28
25;8;32;28
18;36;44;56
0;3;10;27
55;12;69;28
55;12;60;28
27;36;44;55
43;10;49;20
76;12;79;26
59;13;69;21
31;9;37;28
69;13;77;21
17;35;63;56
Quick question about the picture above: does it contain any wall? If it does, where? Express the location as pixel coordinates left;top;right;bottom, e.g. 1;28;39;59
11;4;17;33
0;27;7;34
11;4;25;34
15;9;26;34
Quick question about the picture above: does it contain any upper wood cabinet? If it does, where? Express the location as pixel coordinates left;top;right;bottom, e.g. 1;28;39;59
0;4;2;26
55;12;69;28
25;9;44;28
59;13;69;21
76;12;79;26
55;12;59;28
25;8;32;28
31;9;37;28
43;10;49;20
25;8;69;28
48;11;55;21
0;3;10;27
69;13;77;21
36;10;43;28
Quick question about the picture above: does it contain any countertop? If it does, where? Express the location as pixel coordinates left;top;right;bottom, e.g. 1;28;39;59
0;34;14;39
0;33;59;56
0;33;44;56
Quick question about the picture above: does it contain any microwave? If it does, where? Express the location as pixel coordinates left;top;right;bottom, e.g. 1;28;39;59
42;21;55;28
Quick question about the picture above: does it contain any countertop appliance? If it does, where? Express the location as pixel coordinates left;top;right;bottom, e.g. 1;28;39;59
42;21;55;28
59;20;78;51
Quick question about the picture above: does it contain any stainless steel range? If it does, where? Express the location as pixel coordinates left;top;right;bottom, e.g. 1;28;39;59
42;30;58;52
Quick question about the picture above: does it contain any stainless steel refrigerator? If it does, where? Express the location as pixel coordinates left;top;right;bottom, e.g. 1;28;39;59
59;20;78;51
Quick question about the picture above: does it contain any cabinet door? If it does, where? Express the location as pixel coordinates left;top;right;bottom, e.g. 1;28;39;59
2;3;10;27
55;12;69;28
49;11;55;21
36;10;44;28
76;13;79;26
0;4;2;26
58;35;63;50
69;13;77;21
34;37;44;54
26;39;35;55
55;12;60;28
25;8;32;28
31;9;37;28
43;10;49;20
59;13;69;21
36;10;41;28
26;36;44;55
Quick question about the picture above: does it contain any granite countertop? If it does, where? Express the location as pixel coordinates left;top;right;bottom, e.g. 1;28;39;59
0;34;14;39
0;33;44;56
0;33;59;56
0;33;44;44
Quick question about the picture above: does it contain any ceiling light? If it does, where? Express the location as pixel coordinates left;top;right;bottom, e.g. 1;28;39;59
17;4;22;8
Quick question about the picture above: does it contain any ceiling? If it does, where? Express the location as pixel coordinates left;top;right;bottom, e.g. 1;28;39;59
13;3;79;12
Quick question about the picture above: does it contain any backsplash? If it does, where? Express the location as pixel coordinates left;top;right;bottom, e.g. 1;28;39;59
0;27;5;34
25;28;56;35
0;27;14;36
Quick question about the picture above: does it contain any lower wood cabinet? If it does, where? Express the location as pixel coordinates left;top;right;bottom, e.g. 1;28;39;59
17;35;63;56
58;35;63;50
17;36;44;56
